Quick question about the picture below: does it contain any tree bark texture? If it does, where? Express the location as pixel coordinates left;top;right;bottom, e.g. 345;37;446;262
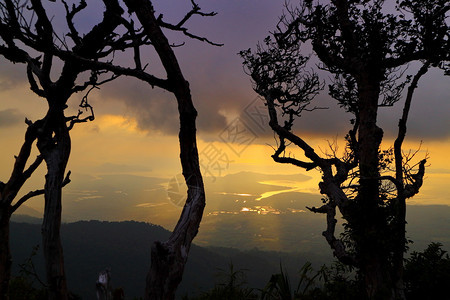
123;1;206;299
242;1;444;299
391;63;430;299
356;79;394;299
38;109;71;300
0;1;127;298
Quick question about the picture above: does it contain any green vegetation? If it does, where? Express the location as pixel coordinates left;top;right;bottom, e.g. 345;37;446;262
189;263;258;300
186;261;362;300
9;245;81;300
9;220;450;299
186;243;450;300
9;245;48;300
404;242;450;300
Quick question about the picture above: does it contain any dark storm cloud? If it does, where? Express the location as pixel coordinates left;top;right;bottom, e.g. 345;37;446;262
0;109;24;127
100;77;180;135
94;1;284;136
81;1;450;141
99;75;232;135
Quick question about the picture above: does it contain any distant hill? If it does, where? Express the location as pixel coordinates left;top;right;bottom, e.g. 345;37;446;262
11;214;42;224
10;220;329;299
9;204;450;299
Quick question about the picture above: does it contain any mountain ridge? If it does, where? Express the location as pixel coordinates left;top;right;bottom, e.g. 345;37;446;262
9;204;450;298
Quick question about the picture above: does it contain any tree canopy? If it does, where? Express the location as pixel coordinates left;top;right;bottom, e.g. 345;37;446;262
241;0;449;299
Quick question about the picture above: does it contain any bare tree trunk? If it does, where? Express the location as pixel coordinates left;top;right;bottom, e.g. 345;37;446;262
0;210;11;300
392;195;407;300
39;110;71;300
357;80;394;299
0;1;125;298
145;93;205;300
122;1;206;299
391;63;430;300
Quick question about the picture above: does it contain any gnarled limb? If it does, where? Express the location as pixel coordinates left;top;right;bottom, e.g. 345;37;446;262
0;118;43;300
122;1;206;298
391;61;431;299
0;1;128;298
307;203;356;266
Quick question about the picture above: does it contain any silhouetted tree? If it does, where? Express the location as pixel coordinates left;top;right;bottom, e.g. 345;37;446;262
0;0;128;298
2;0;217;299
119;1;214;298
241;0;449;299
0;117;47;299
404;243;450;300
56;1;218;297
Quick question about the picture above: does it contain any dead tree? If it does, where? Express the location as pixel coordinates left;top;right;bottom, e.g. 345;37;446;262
2;0;218;299
241;0;449;299
0;119;47;300
120;2;211;299
59;0;217;297
56;1;218;298
0;0;129;298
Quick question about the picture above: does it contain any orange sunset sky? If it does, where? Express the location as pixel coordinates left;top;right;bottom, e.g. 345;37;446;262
0;1;449;229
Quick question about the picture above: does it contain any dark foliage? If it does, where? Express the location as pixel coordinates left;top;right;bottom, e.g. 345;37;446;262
240;1;449;298
404;242;450;300
8;245;81;300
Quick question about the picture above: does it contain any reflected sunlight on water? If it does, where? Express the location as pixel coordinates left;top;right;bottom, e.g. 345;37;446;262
240;205;281;215
217;192;254;197
256;179;319;200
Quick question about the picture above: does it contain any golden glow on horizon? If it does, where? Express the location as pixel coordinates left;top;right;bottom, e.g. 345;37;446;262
97;114;140;133
1;82;449;223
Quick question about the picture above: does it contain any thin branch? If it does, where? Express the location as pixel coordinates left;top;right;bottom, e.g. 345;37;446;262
66;74;115;131
266;94;324;167
2;118;42;206
62;0;87;46
22;155;43;180
54;49;170;90
177;0;217;28
156;0;223;46
11;171;71;214
158;18;223;46
26;61;46;98
29;0;53;83
394;62;430;185
18;245;48;288
271;137;317;170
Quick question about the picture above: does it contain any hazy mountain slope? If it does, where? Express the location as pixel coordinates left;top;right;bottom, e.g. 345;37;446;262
10;220;326;299
9;204;450;298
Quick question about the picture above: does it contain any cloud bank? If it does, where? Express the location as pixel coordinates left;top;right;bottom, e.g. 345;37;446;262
0;109;24;128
